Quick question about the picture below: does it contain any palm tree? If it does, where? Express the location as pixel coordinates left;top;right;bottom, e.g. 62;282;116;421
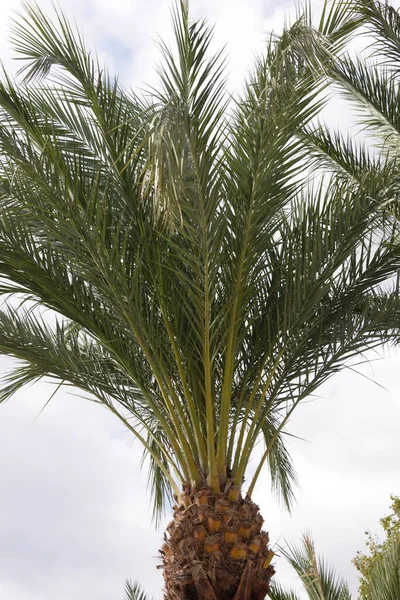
124;581;153;600
0;1;399;598
269;534;400;600
270;535;351;600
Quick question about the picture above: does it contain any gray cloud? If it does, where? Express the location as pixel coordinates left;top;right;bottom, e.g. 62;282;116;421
0;358;164;599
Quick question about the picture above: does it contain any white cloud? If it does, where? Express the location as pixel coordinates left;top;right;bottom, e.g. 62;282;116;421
0;360;164;599
253;352;400;596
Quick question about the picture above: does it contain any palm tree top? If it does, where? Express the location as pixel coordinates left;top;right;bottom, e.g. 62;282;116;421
0;0;399;523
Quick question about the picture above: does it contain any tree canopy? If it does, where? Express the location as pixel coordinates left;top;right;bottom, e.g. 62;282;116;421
354;496;400;600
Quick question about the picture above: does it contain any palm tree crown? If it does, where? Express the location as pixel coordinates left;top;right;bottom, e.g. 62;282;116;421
0;0;399;529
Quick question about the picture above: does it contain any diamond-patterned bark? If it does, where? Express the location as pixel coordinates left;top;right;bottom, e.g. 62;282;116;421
160;486;275;600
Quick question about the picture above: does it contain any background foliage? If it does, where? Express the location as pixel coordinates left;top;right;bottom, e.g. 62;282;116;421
353;496;400;600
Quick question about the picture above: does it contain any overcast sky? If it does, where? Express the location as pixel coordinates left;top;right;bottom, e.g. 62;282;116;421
0;1;400;599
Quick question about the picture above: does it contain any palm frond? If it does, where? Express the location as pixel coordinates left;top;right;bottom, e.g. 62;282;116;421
318;0;364;51
333;55;400;156
355;0;400;70
280;534;352;600
258;419;298;512
300;124;394;186
0;304;183;500
140;425;175;527
269;582;301;600
124;580;152;600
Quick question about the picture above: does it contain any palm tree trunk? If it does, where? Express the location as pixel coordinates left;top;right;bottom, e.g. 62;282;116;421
161;484;275;600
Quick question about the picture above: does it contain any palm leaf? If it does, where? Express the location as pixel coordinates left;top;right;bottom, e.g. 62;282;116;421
280;535;352;600
355;0;400;70
124;580;152;600
269;582;301;600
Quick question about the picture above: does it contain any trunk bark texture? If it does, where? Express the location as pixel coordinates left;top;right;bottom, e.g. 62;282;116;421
160;485;274;600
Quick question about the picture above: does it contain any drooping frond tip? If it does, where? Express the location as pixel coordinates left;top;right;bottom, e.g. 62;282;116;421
124;580;152;600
